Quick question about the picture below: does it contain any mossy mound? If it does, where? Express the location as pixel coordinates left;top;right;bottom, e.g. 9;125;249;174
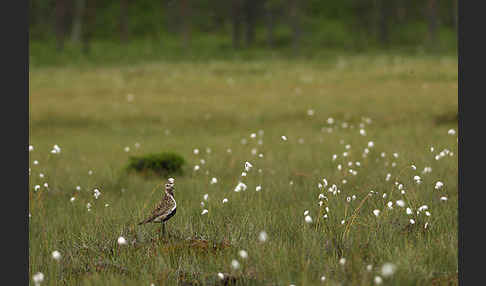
126;152;185;177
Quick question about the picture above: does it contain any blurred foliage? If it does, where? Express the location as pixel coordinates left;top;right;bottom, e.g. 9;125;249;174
126;152;186;178
29;0;457;65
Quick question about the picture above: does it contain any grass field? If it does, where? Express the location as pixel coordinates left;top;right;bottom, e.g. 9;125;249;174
29;55;458;285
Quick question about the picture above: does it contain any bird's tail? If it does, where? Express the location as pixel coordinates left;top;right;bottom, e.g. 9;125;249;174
138;219;149;225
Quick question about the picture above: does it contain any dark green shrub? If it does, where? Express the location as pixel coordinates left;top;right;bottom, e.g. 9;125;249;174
126;152;185;177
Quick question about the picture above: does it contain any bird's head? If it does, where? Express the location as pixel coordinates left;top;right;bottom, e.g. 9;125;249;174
164;178;175;196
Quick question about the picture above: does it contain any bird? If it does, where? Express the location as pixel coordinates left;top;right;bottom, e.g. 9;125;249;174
138;178;177;236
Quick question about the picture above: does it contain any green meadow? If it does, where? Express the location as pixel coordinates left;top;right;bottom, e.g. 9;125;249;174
29;55;458;285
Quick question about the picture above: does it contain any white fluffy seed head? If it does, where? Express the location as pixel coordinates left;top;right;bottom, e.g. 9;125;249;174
304;215;313;223
413;175;422;184
117;236;127;245
373;209;380;217
396;200;405;207
239;250;248;259
435;181;444;190
234;182;247;192
51;250;61;261
231;259;240;269
258;231;268;242
418;205;428;212
381;263;397;277
32;272;44;284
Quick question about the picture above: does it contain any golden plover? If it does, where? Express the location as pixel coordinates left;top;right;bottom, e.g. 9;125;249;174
138;178;177;235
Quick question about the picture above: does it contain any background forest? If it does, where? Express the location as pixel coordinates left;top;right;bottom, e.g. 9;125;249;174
29;0;457;66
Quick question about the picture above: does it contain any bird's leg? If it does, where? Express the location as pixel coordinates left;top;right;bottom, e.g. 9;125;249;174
162;223;166;237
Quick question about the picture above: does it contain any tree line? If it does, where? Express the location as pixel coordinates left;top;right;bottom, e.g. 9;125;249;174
30;0;458;53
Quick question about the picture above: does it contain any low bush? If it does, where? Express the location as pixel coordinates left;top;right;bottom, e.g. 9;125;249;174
126;152;185;177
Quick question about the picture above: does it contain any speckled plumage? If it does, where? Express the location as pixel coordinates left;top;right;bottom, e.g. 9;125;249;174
138;182;177;225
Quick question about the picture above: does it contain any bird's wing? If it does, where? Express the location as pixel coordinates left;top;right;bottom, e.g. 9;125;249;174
138;196;174;225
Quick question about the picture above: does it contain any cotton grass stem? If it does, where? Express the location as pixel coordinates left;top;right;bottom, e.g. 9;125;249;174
343;193;371;240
